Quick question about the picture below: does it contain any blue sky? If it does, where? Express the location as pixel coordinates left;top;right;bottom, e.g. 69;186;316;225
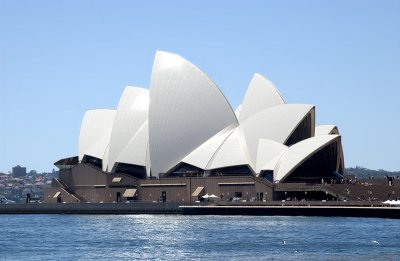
1;0;399;173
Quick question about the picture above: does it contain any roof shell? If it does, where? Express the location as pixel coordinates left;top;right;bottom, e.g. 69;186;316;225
274;135;340;182
315;125;339;135
239;104;314;170
102;144;110;171
256;139;288;174
76;51;345;182
234;105;242;119
239;73;284;123
114;120;149;168
108;87;149;172
79;109;115;161
182;124;236;169
207;128;249;170
84;134;111;162
149;51;238;177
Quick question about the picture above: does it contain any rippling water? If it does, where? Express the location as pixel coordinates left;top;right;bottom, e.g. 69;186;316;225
0;215;399;260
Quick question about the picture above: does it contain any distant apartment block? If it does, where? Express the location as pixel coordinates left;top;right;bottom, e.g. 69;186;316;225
12;165;26;177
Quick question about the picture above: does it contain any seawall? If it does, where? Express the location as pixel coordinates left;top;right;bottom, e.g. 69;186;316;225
180;205;400;219
1;203;400;219
0;202;182;214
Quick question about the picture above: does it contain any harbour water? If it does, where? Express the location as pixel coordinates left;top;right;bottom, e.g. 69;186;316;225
0;215;399;260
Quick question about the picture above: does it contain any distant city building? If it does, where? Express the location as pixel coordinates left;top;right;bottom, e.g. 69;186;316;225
12;165;26;177
51;169;59;178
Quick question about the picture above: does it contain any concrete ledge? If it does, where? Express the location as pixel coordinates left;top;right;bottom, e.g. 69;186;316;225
2;203;400;219
0;203;183;215
180;205;400;219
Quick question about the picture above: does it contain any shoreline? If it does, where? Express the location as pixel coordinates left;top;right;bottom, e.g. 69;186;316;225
1;202;400;219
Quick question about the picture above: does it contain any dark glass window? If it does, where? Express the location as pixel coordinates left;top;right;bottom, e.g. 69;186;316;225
114;163;146;179
285;112;313;146
210;165;253;176
81;155;102;168
284;141;343;183
167;163;204;177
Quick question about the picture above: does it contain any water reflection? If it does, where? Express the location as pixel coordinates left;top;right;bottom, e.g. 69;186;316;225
0;215;399;260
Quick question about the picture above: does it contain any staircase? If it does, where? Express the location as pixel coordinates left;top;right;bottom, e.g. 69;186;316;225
54;178;86;202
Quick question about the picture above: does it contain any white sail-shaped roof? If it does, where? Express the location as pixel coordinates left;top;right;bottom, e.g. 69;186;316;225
79;109;115;161
338;141;345;174
149;51;238;177
145;142;151;177
315;125;339;136
239;73;284;123
239;104;314;170
274;135;340;182
234;105;242;119
108;87;149;172
84;135;111;161
256;139;288;174
207;128;249;170
102;144;110;171
182;124;236;169
114;120;148;167
75;51;345;183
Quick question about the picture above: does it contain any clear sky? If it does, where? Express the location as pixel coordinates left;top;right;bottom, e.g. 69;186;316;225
1;0;399;173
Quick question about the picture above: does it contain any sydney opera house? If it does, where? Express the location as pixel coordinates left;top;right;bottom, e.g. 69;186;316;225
45;51;346;204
